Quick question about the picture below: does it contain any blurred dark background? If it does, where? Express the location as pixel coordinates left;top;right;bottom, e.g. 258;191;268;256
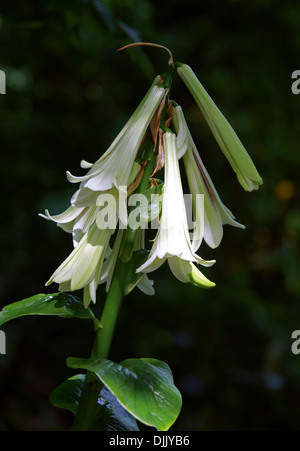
1;0;300;431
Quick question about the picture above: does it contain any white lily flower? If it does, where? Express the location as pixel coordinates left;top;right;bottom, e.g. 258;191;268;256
40;160;141;249
46;220;114;308
137;131;215;288
177;64;263;192
172;105;245;249
40;193;116;248
66;80;166;196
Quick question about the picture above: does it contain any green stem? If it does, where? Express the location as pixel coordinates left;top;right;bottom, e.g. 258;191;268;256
92;259;128;360
72;258;128;431
71;371;101;431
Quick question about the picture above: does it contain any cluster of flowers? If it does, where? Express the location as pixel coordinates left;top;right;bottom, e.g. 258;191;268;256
41;63;262;307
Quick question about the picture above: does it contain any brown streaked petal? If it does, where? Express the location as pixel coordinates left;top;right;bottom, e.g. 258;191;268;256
150;88;169;150
151;128;165;177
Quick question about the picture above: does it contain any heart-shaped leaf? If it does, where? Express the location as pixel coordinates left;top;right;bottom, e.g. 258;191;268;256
67;357;182;431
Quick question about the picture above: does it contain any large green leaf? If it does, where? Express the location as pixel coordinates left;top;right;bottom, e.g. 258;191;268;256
0;292;97;327
67;357;182;431
49;374;139;431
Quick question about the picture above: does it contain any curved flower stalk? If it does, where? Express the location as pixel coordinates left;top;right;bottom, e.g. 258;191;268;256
172;104;245;249
177;63;263;192
137;131;215;288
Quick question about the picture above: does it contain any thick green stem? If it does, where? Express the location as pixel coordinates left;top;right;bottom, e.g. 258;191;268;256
92;260;128;360
72;258;128;431
72;371;101;431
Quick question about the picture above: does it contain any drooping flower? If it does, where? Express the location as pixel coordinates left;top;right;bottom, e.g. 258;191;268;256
177;63;263;192
172;104;245;249
45;221;114;308
136;131;215;288
66;79;166;205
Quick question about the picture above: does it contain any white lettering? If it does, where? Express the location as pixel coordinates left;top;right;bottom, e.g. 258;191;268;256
0;70;5;94
128;193;149;229
95;189;205;233
153;436;190;447
96;193;117;229
291;70;300;95
0;330;6;354
291;330;300;355
109;435;143;448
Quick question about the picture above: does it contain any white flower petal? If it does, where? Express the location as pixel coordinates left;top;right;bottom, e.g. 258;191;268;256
46;223;112;294
137;131;215;278
66;83;165;193
39;206;84;224
99;229;124;292
72;204;100;246
80;160;93;169
70;226;111;290
137;275;155;295
71;188;99;207
136;239;167;273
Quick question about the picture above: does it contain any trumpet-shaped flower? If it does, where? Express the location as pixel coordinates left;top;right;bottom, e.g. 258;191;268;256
66;79;166;203
45;221;114;308
137;131;215;288
177;64;263;192
172;105;245;249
